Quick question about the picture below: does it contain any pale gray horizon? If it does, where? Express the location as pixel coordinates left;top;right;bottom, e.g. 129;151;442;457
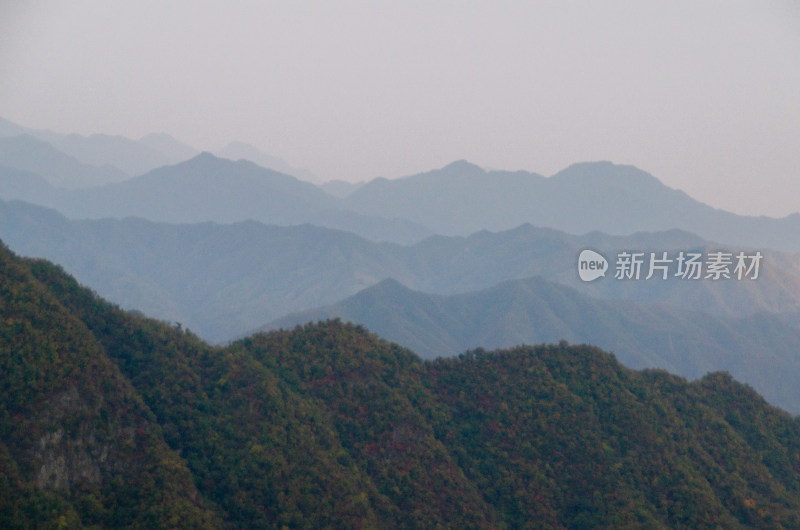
1;1;798;216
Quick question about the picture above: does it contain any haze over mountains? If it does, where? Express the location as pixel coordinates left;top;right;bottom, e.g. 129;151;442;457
3;199;800;342
0;117;176;177
2;115;800;416
0;116;308;183
1;116;799;250
215;140;317;182
0;135;127;189
4;116;800;524
342;160;800;251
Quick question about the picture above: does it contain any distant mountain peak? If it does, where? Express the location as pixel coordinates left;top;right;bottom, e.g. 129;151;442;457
0;134;127;188
213;141;317;182
371;277;412;292
440;159;485;174
138;132;199;165
164;151;227;172
552;160;662;186
193;151;220;162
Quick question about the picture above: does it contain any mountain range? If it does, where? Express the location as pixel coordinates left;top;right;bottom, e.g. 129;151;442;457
0;147;431;244
2;114;800;251
3;243;800;527
0;116;312;183
4;116;800;525
343;159;800;251
0;135;127;189
268;276;800;414
3;199;799;346
0;117;176;177
214;140;317;182
3;115;800;416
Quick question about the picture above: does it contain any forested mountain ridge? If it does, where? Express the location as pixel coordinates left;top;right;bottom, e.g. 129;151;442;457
266;276;800;414
3;242;800;527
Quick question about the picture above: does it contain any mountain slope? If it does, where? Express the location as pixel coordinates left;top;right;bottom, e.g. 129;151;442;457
243;322;800;527
0;165;56;204
46;133;170;177
0;243;220;527
19;152;428;243
29;252;396;528
343;160;547;235
0;200;410;340
138;133;199;165
0;135;127;188
0;116;185;177
344;160;800;251
4;245;800;526
267;276;800;413
52;152;335;225
319;179;365;197
214;141;316;182
425;345;800;528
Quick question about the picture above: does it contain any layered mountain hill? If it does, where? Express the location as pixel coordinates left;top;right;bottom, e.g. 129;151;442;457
3;116;799;250
214;140;316;182
47;133;172;177
342;160;800;251
0;135;127;188
2;199;799;344
4;113;800;250
138;132;199;165
0;151;431;244
319;179;365;198
0;165;55;204
52;152;334;225
3;246;800;526
0;117;186;177
342;160;548;235
266;276;800;414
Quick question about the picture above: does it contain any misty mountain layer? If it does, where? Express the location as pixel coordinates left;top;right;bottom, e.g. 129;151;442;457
1;118;799;250
3;199;799;345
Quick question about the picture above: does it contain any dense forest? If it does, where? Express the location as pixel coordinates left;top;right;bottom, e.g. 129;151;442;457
2;241;800;528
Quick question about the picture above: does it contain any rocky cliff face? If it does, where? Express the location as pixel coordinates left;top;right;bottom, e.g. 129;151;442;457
34;386;108;489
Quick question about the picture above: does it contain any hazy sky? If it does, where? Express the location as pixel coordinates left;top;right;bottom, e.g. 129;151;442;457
1;1;798;216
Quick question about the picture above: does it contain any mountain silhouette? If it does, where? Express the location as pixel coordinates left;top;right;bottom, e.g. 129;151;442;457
4;199;798;346
56;152;334;224
343;160;800;251
0;135;127;188
215;141;316;181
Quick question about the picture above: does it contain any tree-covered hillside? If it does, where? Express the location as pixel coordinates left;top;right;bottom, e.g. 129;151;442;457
2;242;800;528
268;276;800;414
0;242;220;528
